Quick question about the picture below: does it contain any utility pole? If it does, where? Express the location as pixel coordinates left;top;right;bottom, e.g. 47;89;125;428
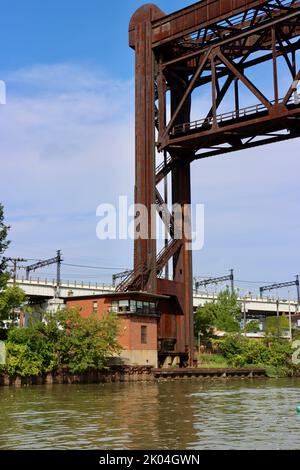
260;276;299;302
194;269;235;294
288;289;292;341
243;297;247;336
276;299;280;339
3;257;27;324
25;251;63;282
230;269;234;295
56;250;62;296
4;257;27;283
25;251;63;297
296;275;300;307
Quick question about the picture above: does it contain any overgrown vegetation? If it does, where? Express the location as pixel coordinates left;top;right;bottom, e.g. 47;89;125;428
194;289;241;340
0;203;27;323
245;320;261;333
194;288;300;377
265;315;289;336
216;334;299;377
197;353;229;368
0;308;121;376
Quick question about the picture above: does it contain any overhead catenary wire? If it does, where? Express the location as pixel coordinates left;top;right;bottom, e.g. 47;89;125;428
62;263;130;271
9;257;296;288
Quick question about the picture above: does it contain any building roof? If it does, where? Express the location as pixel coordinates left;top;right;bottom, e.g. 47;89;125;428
64;291;170;302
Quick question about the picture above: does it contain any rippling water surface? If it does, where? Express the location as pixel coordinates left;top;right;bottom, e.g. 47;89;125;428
0;378;300;449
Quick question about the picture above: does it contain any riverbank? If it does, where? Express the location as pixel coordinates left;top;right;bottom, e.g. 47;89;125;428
0;365;267;386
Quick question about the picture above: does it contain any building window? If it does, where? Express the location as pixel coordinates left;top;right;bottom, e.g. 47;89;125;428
143;302;150;314
119;300;130;312
93;301;98;316
136;301;143;314
111;301;118;313
141;325;147;344
149;302;156;314
130;300;137;312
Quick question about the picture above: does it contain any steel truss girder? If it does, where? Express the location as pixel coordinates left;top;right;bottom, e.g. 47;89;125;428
156;5;300;156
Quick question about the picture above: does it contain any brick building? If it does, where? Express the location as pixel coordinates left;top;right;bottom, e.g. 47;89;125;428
66;292;171;368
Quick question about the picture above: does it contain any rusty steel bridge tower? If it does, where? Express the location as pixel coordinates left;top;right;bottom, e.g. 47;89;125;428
119;0;300;366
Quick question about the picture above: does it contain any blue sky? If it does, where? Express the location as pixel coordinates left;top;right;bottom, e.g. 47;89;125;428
0;0;191;76
0;0;300;296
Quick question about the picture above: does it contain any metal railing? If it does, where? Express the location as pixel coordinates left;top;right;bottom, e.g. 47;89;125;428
155;154;172;180
8;275;114;291
172;94;300;136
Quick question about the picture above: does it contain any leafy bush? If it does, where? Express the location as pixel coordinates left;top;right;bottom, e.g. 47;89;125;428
218;334;297;375
245;320;261;333
2;308;121;376
5;343;44;376
53;309;121;373
7;320;59;373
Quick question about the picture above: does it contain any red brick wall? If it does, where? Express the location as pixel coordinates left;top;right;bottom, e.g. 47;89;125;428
67;298;110;318
65;298;157;352
128;317;157;350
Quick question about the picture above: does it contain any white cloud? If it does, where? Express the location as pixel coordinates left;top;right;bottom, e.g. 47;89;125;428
0;63;135;270
1;63;135;214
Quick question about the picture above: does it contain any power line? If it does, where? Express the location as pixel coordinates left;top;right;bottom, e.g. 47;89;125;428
194;276;290;285
235;279;281;284
62;263;129;271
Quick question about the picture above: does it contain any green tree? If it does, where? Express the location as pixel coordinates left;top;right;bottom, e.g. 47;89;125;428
0;285;27;322
195;289;241;338
4;308;122;376
54;308;121;373
194;301;215;338
0;203;27;322
0;203;10;290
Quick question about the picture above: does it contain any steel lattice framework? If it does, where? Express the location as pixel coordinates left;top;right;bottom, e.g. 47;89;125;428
122;0;300;365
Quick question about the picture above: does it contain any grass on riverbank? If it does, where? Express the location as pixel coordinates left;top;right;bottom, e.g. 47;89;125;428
196;353;230;368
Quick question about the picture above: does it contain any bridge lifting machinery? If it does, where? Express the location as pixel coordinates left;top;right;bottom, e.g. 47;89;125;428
118;0;300;365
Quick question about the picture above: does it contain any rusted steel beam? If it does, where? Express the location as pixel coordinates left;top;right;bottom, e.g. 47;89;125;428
156;239;182;273
130;5;165;293
149;0;272;47
160;7;300;67
160;47;212;145
217;50;272;109
155;188;175;238
192;130;300;159
165;106;300;151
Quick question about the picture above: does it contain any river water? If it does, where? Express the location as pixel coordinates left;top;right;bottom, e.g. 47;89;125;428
0;378;300;449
